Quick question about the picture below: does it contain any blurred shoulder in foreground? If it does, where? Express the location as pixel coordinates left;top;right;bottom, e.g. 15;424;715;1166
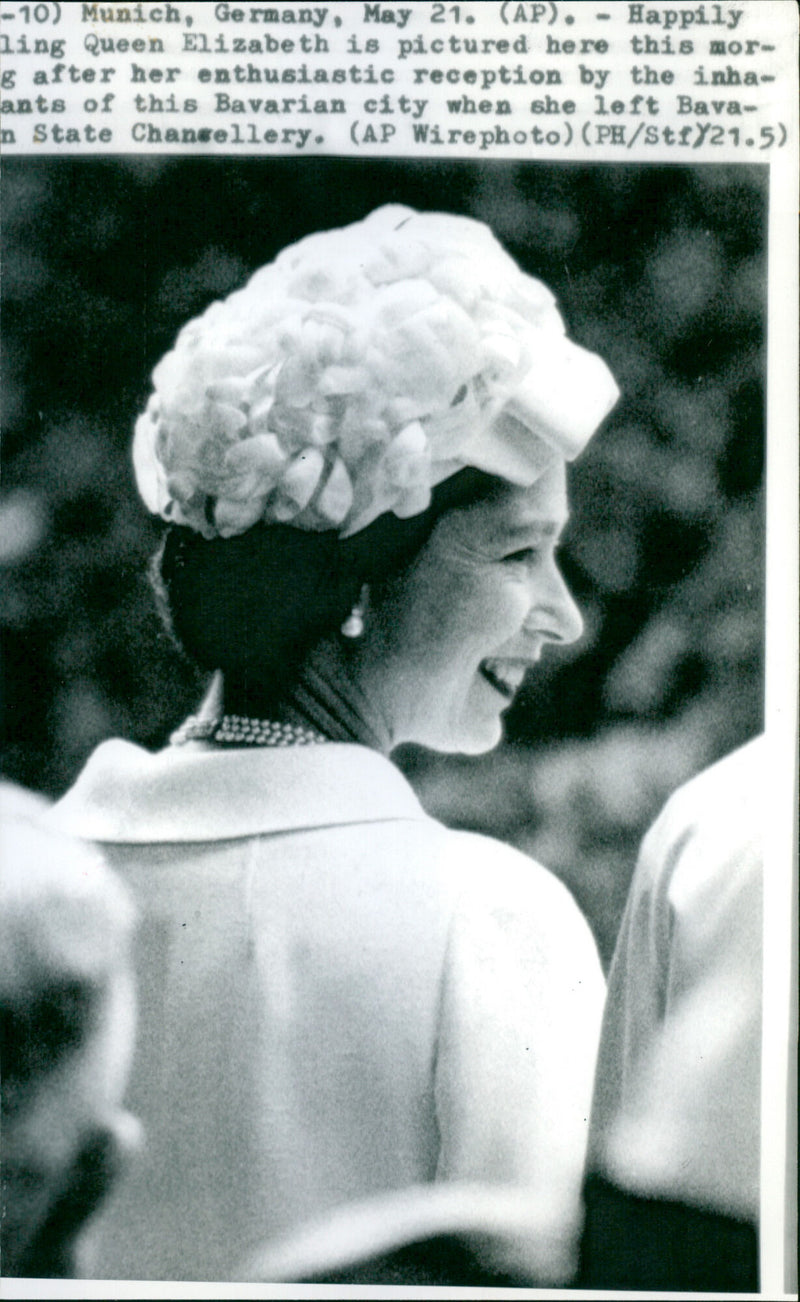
1;784;139;1278
241;1180;579;1288
582;736;765;1291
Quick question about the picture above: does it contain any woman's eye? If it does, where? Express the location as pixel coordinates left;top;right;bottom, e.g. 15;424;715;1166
504;546;542;565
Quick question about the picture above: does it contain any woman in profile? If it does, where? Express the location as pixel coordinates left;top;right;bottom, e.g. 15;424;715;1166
52;205;619;1284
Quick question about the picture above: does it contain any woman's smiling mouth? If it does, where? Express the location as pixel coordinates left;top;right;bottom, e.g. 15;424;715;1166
479;659;527;701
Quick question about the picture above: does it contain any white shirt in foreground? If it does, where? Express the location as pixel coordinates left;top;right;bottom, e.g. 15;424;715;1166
588;735;764;1223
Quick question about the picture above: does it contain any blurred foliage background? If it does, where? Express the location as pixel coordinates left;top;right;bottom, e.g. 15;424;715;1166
1;159;765;965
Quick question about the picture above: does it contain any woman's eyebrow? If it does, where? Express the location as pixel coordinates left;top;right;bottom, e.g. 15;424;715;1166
496;516;567;543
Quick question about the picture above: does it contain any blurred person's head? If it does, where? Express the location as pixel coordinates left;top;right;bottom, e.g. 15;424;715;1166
136;206;618;754
1;789;138;1277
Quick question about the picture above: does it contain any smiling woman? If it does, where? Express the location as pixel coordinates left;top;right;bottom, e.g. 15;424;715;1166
354;464;583;754
49;205;619;1285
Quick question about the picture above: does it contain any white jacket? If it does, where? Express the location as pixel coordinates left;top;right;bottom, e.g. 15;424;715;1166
51;739;604;1282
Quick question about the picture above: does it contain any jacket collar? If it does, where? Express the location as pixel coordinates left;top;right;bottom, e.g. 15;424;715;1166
48;740;426;845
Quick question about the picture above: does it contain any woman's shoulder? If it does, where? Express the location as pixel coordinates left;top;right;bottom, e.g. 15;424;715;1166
420;822;601;962
633;736;764;910
428;820;576;897
649;736;763;845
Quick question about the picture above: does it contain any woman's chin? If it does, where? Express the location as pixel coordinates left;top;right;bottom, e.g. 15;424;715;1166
461;727;504;756
398;694;507;755
444;713;505;757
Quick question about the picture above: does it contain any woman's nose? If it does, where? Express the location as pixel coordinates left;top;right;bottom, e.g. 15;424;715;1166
553;577;584;645
529;564;584;646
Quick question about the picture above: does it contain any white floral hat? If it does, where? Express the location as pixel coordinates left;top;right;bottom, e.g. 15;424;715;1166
133;206;619;540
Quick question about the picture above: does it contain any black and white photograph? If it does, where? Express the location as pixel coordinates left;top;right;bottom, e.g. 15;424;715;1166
1;3;797;1297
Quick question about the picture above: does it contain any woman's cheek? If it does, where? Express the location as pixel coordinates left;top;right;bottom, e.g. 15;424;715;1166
450;573;526;659
423;562;487;639
487;572;532;641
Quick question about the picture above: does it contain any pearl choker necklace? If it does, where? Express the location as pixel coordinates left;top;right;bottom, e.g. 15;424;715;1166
170;713;328;748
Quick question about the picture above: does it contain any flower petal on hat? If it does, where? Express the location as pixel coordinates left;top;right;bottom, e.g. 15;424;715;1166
337;410;390;464
425;385;481;460
215;493;270;538
305;412;337;447
223;433;287;499
315;456;353;528
274;355;318;409
296;316;348;370
243;362;280;405
207;400;248;442
363;236;430;286
286;268;344;302
381;422;432;517
318;365;369;398
166;469;199;503
373;279;439;327
132;412;171;514
268;447;325;523
384;419;427;470
248;393;276;437
393;483;432;520
206;376;251;407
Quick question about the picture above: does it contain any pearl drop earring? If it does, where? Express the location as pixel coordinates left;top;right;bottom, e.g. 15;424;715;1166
341;588;367;639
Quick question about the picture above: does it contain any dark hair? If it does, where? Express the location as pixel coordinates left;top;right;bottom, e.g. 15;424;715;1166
154;467;502;712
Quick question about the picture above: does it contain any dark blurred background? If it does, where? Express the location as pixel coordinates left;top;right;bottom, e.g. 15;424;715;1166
1;159;765;965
